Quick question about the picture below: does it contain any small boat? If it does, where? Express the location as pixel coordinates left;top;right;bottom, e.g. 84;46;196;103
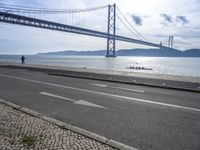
126;66;152;70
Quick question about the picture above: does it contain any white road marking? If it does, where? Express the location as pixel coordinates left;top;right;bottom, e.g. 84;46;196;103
40;92;75;102
74;100;106;109
40;92;106;109
90;83;144;93
0;74;200;113
90;83;108;87
113;87;144;93
161;83;166;86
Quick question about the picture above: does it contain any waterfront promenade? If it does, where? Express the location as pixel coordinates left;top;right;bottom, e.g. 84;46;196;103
0;62;200;150
0;61;200;92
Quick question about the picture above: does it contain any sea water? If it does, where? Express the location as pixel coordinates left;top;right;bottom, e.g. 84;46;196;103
0;55;200;77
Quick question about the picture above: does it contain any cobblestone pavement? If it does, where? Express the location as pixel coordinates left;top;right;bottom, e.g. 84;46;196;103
0;103;117;150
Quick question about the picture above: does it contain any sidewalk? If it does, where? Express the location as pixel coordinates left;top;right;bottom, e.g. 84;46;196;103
0;102;117;150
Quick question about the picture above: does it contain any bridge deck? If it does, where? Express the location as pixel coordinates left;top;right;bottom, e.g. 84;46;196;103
0;11;166;48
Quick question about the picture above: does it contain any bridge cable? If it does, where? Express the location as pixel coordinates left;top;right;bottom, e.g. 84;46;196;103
116;6;147;41
116;14;144;41
0;3;108;14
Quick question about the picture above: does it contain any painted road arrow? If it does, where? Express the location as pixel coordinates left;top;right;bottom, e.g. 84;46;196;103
40;92;106;109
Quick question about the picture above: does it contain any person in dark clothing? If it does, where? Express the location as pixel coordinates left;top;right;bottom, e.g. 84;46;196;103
21;55;25;64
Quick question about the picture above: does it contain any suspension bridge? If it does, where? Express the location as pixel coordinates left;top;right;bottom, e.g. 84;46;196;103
0;3;168;57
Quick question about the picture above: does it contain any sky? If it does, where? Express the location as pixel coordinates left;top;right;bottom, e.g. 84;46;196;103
0;0;200;54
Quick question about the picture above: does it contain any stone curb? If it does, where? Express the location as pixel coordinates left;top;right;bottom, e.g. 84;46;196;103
0;99;138;150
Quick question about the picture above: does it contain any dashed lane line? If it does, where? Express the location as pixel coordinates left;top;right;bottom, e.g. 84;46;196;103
40;92;106;109
90;83;144;93
40;92;75;102
113;87;144;93
90;83;108;87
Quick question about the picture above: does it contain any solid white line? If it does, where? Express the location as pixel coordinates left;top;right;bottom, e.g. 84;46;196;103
40;92;75;102
113;87;144;93
0;74;200;113
90;83;108;87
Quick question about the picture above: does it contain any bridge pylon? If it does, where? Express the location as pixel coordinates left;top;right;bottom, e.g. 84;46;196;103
106;4;116;57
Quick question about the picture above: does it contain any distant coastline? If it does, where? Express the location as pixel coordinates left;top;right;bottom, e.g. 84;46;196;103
37;48;200;57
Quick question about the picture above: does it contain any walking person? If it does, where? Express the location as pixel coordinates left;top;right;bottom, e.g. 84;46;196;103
21;55;25;64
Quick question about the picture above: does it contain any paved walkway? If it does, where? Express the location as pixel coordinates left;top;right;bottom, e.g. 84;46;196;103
0;103;116;150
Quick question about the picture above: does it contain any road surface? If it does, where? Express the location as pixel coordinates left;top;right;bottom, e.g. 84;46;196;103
0;67;199;150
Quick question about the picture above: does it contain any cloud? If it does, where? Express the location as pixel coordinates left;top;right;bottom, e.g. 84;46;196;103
160;13;172;23
160;14;190;26
176;16;189;24
131;15;142;26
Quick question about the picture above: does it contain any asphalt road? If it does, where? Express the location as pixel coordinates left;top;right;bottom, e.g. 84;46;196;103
0;67;199;150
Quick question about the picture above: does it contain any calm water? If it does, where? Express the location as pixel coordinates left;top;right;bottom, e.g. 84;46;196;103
0;55;200;77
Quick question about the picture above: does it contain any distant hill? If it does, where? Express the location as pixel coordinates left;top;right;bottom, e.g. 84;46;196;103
37;48;200;57
38;50;106;56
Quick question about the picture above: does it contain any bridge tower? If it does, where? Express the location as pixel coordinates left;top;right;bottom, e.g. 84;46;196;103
168;35;174;49
106;4;116;57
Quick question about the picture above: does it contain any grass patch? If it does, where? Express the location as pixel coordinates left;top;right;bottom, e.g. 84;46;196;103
21;135;36;146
